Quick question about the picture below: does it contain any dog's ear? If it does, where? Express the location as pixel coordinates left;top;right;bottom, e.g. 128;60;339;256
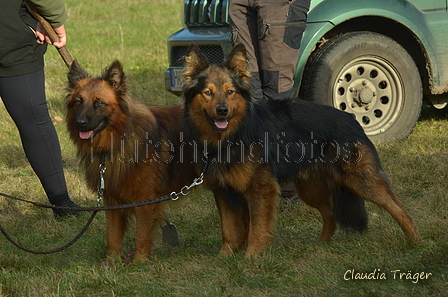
227;44;250;80
183;43;209;81
67;60;89;89
103;60;127;95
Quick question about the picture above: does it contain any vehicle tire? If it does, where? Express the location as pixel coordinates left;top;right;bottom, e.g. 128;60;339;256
299;31;422;143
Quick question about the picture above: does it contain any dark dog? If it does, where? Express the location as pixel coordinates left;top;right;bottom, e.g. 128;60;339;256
66;60;195;261
182;44;421;257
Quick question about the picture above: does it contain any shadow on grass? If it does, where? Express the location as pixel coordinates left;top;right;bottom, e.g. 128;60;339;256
419;106;448;121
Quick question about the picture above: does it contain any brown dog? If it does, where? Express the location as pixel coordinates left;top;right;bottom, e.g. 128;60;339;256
66;60;195;261
182;44;421;257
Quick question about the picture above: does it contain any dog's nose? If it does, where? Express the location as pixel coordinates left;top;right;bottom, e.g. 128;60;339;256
216;105;228;116
77;118;88;127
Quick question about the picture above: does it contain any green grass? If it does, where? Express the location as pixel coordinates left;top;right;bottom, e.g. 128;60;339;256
1;0;448;295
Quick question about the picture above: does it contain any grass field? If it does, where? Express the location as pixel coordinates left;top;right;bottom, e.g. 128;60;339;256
1;0;447;296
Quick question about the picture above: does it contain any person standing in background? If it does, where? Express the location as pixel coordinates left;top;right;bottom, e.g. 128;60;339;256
229;0;311;202
229;0;311;101
0;0;80;219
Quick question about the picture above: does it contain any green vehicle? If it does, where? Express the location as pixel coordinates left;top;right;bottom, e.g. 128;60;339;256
165;0;448;142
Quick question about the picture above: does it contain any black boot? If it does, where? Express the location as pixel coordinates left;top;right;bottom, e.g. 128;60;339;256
52;199;81;220
280;182;301;205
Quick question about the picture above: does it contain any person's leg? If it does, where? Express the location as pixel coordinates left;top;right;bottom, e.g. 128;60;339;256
254;0;310;200
0;69;79;218
256;0;310;100
230;0;264;101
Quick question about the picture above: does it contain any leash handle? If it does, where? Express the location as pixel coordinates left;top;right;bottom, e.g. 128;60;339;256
25;1;73;68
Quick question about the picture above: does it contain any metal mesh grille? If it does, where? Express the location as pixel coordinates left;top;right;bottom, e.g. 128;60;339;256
172;45;225;67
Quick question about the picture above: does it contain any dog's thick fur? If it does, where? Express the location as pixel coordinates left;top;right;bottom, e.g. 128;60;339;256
66;60;195;261
182;44;421;257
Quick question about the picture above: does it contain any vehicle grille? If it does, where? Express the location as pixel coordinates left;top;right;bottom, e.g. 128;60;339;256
172;45;225;67
183;0;229;26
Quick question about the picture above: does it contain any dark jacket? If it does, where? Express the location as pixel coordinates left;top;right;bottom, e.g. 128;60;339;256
0;0;66;77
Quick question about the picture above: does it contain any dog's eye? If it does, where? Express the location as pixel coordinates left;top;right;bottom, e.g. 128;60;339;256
95;99;105;107
203;90;213;97
226;89;235;96
75;97;82;105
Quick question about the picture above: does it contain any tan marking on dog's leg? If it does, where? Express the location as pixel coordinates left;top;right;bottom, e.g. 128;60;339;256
244;173;279;258
357;180;422;244
295;177;337;242
134;204;162;262
214;192;249;257
379;192;422;244
105;209;126;261
342;144;421;244
316;207;337;242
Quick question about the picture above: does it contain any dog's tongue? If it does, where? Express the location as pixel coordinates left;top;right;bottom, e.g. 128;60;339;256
214;119;229;129
79;130;93;140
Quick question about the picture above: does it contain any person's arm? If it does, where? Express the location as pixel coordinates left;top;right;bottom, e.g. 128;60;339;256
27;0;67;48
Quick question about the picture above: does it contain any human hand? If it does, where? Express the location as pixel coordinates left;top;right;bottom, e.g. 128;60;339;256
52;25;67;48
35;23;67;48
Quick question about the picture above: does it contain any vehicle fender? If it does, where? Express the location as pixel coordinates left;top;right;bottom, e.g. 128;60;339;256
294;0;438;93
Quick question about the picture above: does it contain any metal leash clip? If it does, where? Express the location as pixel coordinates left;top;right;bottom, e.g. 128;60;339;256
170;173;204;201
97;164;106;206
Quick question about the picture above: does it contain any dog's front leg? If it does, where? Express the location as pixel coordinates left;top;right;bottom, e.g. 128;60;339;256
244;174;280;257
134;204;162;262
105;209;126;261
214;189;249;256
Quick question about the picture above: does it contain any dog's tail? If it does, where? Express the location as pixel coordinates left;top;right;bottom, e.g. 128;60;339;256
333;187;368;233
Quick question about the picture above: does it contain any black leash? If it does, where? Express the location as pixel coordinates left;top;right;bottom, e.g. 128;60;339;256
0;153;209;254
0;191;175;213
0;210;98;255
0;190;183;254
0;191;175;255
